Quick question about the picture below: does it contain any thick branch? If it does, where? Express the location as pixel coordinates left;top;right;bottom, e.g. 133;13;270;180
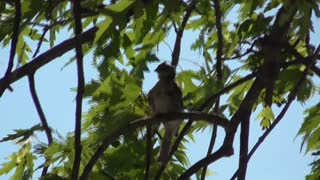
0;0;21;96
155;2;199;176
201;0;223;178
230;45;320;180
238;111;249;180
180;74;265;178
179;145;232;180
0;27;97;92
154;72;257;178
80;112;229;180
71;0;85;179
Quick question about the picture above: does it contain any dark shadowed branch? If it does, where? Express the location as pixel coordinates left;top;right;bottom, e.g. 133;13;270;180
180;72;265;178
198;72;256;111
79;112;229;180
179;144;233;180
222;41;256;60
155;71;257;179
28;74;53;177
171;0;198;67
200;0;223;178
0;27;97;92
154;1;199;178
32;25;50;58
71;0;85;179
145;120;152;180
230;45;320;180
0;0;21;97
237;5;297;179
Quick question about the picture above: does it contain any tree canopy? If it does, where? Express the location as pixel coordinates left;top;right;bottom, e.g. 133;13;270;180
0;0;320;179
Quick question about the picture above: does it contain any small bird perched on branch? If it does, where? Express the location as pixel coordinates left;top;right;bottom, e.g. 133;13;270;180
148;62;183;164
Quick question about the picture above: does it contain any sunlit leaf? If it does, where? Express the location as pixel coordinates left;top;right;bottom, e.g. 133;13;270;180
256;106;275;129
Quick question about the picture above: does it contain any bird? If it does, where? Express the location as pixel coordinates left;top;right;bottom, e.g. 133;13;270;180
148;62;183;164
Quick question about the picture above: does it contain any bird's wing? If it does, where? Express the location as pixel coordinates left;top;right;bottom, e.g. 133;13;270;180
171;81;184;111
148;84;157;112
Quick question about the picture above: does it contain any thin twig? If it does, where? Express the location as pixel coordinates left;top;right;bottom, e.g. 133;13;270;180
198;72;256;111
179;144;233;180
80;112;229;180
145;121;152;180
222;41;256;61
200;124;217;180
0;0;21;97
28;74;53;176
33;25;50;58
71;0;85;179
230;45;320;180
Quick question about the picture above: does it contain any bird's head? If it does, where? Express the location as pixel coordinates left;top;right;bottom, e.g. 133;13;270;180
155;62;176;80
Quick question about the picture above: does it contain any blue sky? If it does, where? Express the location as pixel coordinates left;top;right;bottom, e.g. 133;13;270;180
1;8;320;180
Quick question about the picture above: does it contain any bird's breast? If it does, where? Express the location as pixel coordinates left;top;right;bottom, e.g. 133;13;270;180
152;90;178;114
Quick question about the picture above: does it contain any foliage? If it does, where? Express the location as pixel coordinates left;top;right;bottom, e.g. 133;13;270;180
0;0;320;179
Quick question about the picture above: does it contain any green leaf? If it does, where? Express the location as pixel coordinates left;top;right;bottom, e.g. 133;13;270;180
94;18;113;44
0;159;16;175
228;77;253;115
21;0;44;19
0;124;43;143
296;78;314;103
0;143;35;179
256;106;275;129
133;1;150;43
105;0;135;13
123;83;141;101
298;103;320;152
176;70;200;96
41;174;67;180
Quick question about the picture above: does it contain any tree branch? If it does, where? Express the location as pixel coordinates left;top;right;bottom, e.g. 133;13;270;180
154;72;257;178
222;41;256;60
32;25;50;58
145;120;152;180
238;110;249;180
230;45;320;180
0;0;21;97
180;73;265;178
79;112;229;180
154;1;199;177
71;0;85;179
283;42;320;76
0;27;97;93
28;74;53;177
199;72;257;111
201;0;223;178
179;144;232;180
171;0;198;67
200;124;217;180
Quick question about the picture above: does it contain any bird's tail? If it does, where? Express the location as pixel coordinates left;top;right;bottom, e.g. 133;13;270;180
157;121;180;164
